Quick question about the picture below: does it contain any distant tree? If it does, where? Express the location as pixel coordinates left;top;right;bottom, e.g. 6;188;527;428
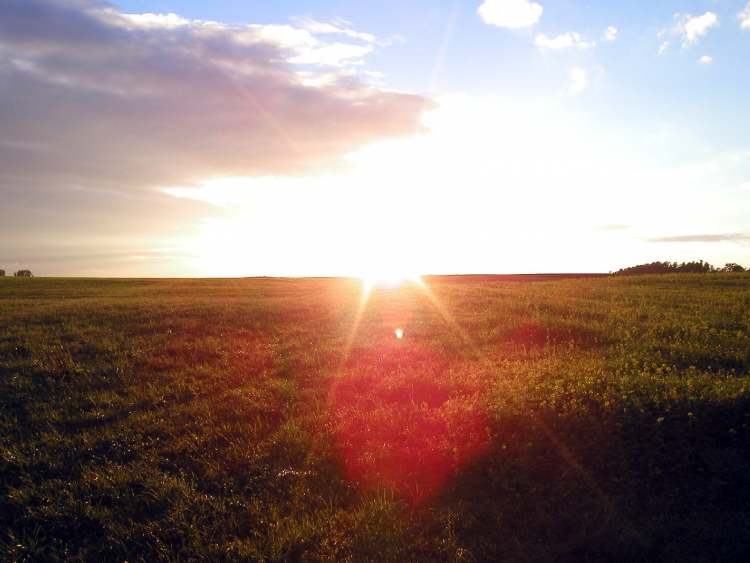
14;270;33;277
614;260;718;276
614;262;675;275
721;263;746;273
0;269;5;277
675;260;715;274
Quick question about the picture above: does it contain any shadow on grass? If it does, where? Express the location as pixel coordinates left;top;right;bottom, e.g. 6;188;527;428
437;395;750;562
501;321;604;351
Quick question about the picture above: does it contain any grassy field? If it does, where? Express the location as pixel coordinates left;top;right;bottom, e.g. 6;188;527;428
1;275;749;562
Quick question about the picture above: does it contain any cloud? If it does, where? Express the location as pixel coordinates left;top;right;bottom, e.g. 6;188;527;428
658;40;670;55
673;12;719;47
113;11;190;30
478;0;543;29
0;0;430;272
648;233;750;243
698;55;713;65
569;67;588;95
0;0;429;190
288;42;374;66
603;26;617;42
740;3;750;30
535;32;594;51
291;16;377;44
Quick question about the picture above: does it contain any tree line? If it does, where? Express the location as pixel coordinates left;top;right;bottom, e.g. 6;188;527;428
0;269;33;277
614;260;747;276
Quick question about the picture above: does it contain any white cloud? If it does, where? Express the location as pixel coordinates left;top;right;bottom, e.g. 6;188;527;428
292;17;377;44
603;26;617;42
740;3;750;30
698;55;713;65
478;0;543;29
245;23;318;50
674;12;719;47
569;67;588;95
115;12;190;29
658;40;670;55
535;32;594;51
108;15;382;69
289;43;373;67
244;22;375;67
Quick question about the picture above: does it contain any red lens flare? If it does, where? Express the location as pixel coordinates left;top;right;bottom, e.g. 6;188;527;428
328;340;489;504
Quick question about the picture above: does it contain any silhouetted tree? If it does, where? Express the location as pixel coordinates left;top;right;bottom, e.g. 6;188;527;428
676;260;715;273
614;260;723;276
721;263;746;273
0;269;5;277
14;270;33;277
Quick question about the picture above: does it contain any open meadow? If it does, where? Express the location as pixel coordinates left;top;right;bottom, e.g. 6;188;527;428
1;275;749;562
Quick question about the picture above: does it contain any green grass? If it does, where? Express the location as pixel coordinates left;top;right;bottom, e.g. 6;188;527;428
1;275;749;562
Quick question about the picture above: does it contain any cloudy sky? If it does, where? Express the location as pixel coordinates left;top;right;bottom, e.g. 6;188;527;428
1;0;749;276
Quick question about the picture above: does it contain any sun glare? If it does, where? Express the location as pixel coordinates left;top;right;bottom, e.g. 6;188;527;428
359;270;422;293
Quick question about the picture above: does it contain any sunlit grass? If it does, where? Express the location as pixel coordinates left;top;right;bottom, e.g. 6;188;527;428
0;274;749;561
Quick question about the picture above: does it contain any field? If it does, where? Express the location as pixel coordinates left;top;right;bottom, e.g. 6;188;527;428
1;275;749;562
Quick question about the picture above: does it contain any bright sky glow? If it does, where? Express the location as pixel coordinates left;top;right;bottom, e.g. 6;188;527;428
1;0;749;276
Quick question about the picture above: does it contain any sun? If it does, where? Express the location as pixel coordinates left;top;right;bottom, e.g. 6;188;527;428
353;229;421;293
359;268;422;293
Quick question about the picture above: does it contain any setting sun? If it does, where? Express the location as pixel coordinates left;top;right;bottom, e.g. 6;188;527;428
356;239;424;292
360;270;422;292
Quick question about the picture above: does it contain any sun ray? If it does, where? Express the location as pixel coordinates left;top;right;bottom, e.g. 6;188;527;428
413;277;483;357
427;0;462;94
411;277;612;511
341;278;373;363
331;271;616;517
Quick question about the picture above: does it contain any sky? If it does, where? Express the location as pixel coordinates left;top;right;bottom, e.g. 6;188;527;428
1;0;749;277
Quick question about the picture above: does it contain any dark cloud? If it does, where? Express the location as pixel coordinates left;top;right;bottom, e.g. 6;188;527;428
0;0;430;273
647;233;750;243
0;0;428;187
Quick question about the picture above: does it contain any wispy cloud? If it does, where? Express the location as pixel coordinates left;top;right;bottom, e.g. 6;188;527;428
740;3;750;30
670;12;719;47
603;26;617;42
291;16;377;44
535;32;594;51
569;67;589;95
648;233;749;243
478;0;543;29
698;55;713;65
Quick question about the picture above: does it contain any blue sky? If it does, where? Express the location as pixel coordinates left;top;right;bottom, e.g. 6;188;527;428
112;0;748;153
113;0;748;102
1;0;749;276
